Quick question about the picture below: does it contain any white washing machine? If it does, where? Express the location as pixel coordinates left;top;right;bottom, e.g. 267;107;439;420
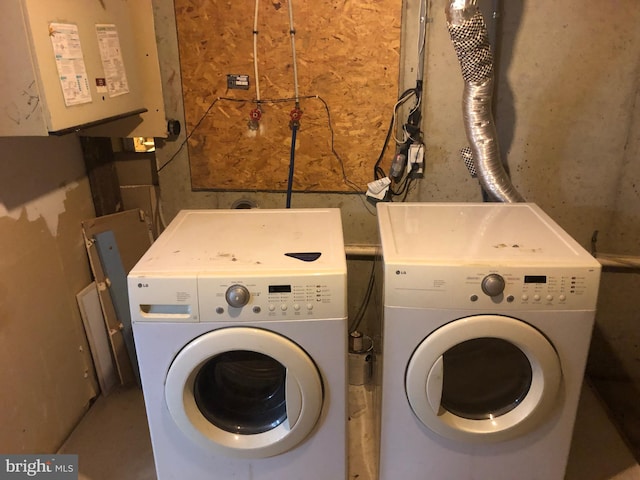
376;203;601;480
128;208;348;480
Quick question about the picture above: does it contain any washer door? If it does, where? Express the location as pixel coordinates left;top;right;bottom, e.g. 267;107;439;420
405;315;561;443
165;327;323;458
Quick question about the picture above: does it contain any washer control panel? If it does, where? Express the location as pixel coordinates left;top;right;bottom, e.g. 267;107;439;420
198;275;347;321
129;274;346;323
384;265;601;310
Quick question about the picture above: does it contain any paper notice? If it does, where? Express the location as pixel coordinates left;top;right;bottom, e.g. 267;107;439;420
96;24;130;97
49;23;92;106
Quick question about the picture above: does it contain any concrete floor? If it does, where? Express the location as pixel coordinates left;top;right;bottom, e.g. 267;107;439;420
59;381;640;480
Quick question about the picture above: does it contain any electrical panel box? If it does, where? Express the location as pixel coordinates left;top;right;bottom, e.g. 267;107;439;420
0;0;159;136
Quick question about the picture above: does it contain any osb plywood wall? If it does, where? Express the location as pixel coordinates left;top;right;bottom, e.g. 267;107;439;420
175;0;402;192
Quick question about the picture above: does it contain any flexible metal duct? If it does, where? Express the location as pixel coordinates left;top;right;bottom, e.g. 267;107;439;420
446;0;524;202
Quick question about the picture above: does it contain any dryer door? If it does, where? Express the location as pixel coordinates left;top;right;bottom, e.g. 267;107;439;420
405;314;561;442
164;327;323;458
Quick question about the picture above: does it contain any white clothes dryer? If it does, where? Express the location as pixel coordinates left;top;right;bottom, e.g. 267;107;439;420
376;203;601;480
128;208;348;480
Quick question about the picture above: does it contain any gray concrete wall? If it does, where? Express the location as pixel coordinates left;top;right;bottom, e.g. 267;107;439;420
152;0;640;453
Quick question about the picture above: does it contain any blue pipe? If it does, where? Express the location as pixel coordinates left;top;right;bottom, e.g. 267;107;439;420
286;124;298;208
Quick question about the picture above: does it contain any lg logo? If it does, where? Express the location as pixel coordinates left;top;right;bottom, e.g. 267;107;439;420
138;283;149;288
395;270;407;275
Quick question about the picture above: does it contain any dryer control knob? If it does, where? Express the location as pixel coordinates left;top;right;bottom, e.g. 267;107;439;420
481;274;506;297
225;284;250;308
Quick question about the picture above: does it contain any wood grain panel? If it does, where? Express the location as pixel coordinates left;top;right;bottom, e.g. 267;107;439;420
175;0;401;192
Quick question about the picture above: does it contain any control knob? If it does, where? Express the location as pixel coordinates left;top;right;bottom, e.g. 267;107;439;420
225;284;250;308
481;274;506;297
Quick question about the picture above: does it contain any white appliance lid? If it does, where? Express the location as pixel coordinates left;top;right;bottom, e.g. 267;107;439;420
132;208;346;274
377;203;598;266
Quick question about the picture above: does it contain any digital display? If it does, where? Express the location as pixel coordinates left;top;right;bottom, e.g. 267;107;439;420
269;285;292;293
524;275;547;284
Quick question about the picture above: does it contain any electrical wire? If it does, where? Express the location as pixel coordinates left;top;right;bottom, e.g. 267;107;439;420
348;256;377;333
158;91;416;210
156;95;372;213
373;116;395;181
368;0;427;203
374;87;419;181
371;0;429;201
314;95;377;215
313;95;365;195
157;97;221;173
417;0;427;83
392;90;420;144
393;175;418;201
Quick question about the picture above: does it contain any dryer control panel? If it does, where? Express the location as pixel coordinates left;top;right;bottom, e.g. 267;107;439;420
383;265;601;311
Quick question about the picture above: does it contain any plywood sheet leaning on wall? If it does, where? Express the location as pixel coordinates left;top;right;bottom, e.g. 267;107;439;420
175;0;401;192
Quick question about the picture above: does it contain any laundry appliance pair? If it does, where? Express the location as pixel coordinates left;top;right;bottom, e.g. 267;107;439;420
376;203;601;480
129;203;601;480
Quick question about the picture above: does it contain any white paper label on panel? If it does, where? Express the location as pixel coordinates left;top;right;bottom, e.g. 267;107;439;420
49;23;92;106
96;24;130;97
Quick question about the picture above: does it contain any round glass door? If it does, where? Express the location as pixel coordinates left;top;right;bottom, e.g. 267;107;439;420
194;350;287;435
405;315;562;443
441;338;533;420
165;327;323;458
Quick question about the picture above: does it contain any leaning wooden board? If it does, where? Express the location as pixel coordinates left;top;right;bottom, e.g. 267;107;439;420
81;209;153;386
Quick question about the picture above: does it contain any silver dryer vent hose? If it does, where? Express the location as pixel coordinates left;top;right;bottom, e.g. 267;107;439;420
446;0;524;203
